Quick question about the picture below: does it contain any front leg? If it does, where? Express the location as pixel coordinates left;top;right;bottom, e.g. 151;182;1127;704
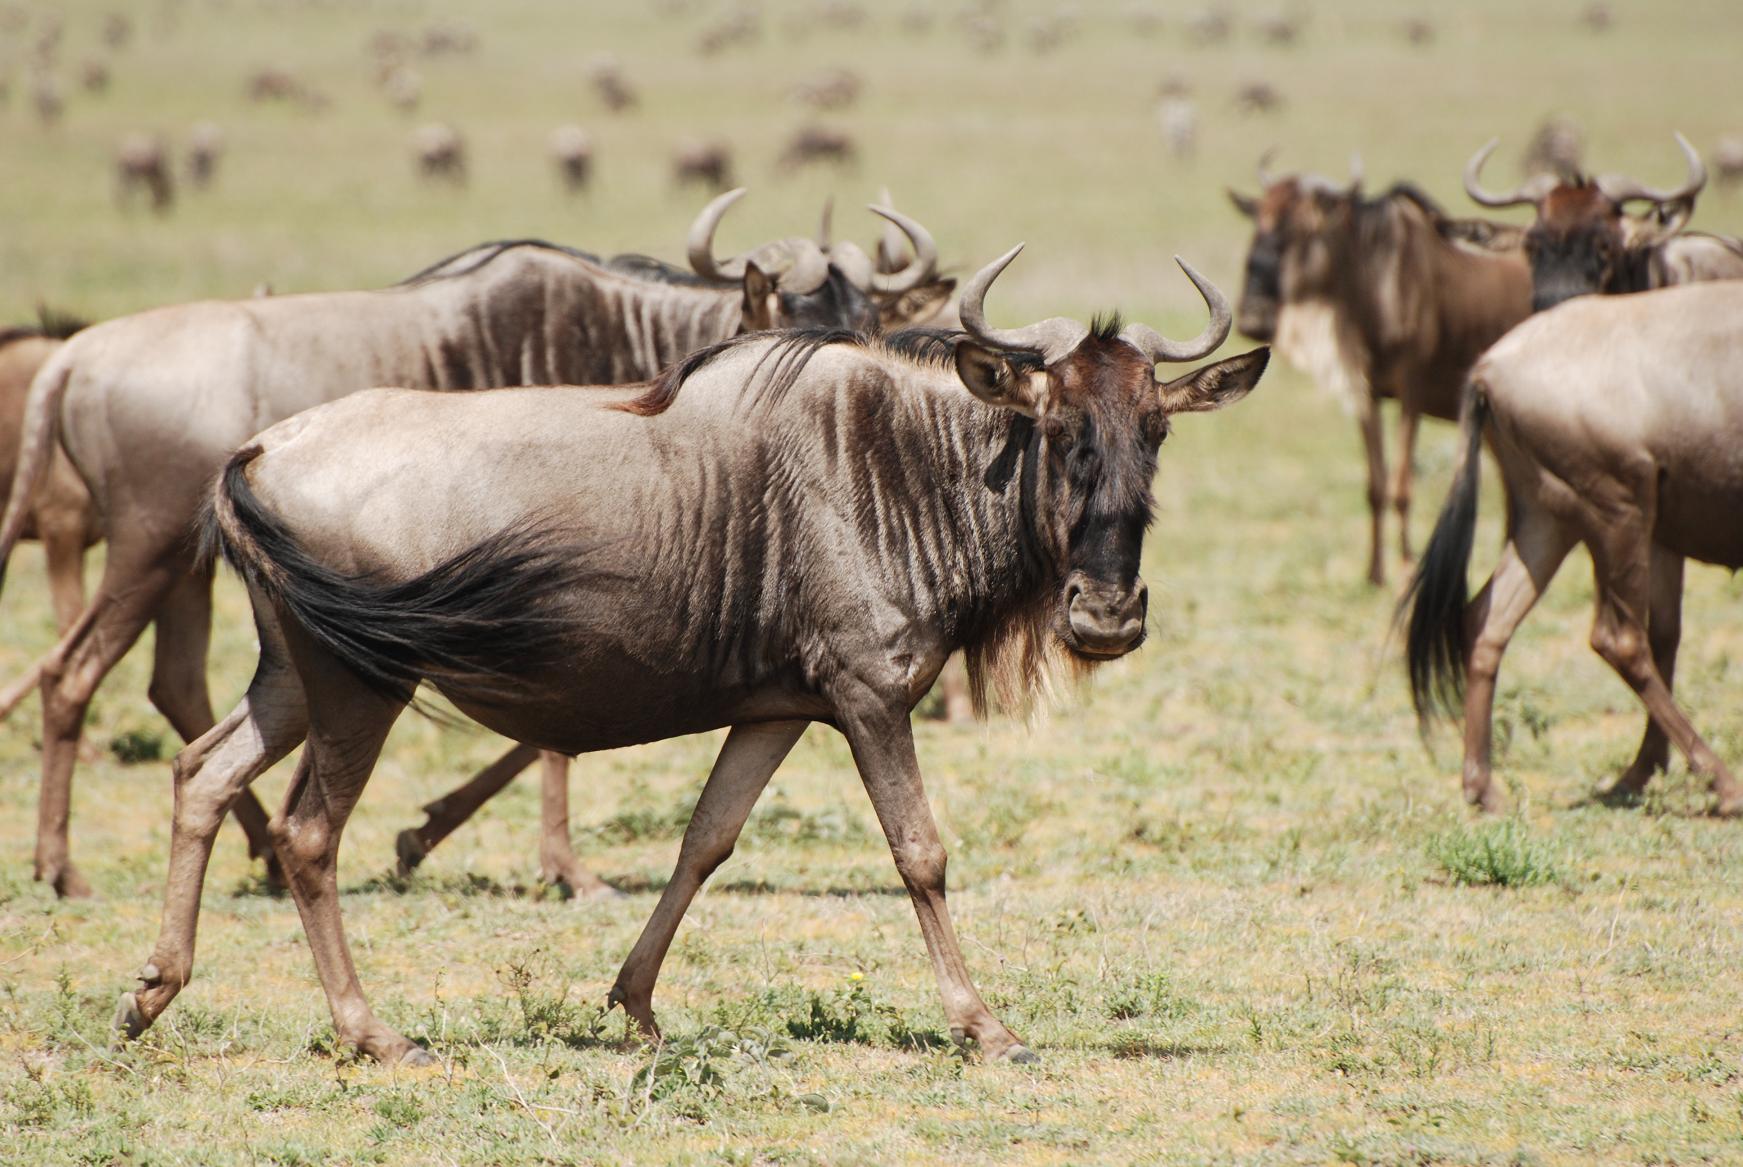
838;701;1033;1062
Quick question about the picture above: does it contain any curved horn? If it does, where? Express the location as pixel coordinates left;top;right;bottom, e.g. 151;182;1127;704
1118;258;1232;365
958;244;1088;365
687;187;750;281
747;237;831;295
1463;139;1559;209
1594;131;1708;206
865;205;939;293
827;239;875;290
817;195;834;247
1256;146;1280;188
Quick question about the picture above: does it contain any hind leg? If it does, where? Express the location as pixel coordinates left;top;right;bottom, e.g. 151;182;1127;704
116;601;308;1040
270;634;425;1064
147;565;282;884
393;741;538;874
610;721;806;1035
36;554;181;897
1391;404;1421;567
1357;394;1388;586
1459;510;1575;811
40;518;88;634
1609;545;1683;799
537;751;618;898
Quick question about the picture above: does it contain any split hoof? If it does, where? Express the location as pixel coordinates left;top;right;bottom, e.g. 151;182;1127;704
545;868;625;902
396;1045;441;1069
394;829;429;877
1596;782;1647;809
39;864;93;899
999;1043;1041;1065
111;991;150;1044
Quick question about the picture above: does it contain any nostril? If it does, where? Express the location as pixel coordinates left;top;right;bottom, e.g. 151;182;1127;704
1065;581;1084;609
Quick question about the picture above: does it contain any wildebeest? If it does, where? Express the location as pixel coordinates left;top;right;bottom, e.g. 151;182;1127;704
0;313;96;635
381;64;421;114
0;193;946;898
115;133;173;213
1405;282;1743;815
1465;133;1743;311
110;246;1266;1065
186;122;223;189
1520;116;1583;179
1234;81;1283;116
588;58;637;113
549;125;594;193
32;72;62;126
79;59;109;94
789;67;862;111
1155;81;1197;161
672;137;733;192
780;124;856;172
412;123;466;184
1715;135;1743;194
1230;157;1531;585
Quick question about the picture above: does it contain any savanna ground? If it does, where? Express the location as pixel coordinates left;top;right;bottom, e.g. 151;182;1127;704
3;1;1743;1163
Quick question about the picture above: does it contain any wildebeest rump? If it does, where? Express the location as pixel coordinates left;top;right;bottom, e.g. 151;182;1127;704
110;245;1266;1066
0;195;946;900
1230;159;1531;585
1405;282;1743;815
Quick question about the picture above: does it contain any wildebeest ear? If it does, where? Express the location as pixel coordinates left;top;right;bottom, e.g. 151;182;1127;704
1227;188;1259;219
1157;347;1269;414
954;339;1045;416
878;278;955;330
741;261;779;331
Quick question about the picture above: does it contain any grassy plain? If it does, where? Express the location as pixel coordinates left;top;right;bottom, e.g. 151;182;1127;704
3;1;1743;1163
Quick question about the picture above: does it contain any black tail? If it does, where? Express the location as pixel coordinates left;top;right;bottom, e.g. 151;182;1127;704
1401;382;1490;724
208;447;581;710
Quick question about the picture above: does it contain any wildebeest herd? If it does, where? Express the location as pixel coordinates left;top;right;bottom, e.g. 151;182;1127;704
4;21;1743;1077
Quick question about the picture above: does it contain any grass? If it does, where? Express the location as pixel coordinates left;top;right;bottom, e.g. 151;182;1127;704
3;1;1743;1164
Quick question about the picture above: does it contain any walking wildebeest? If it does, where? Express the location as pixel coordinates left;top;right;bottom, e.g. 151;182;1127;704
1230;157;1532;585
115;133;173;212
1405;282;1743;815
110;245;1267;1066
186;122;223;189
1715;135;1743;194
0;193;947;899
0;313;97;634
672;138;733;193
779;125;856;172
1465;134;1743;311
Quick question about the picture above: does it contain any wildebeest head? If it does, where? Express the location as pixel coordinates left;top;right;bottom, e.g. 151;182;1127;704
1227;151;1363;340
951;247;1267;660
686;189;943;333
1464;133;1706;311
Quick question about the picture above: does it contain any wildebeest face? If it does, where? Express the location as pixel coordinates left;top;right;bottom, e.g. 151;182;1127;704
1524;187;1626;312
956;334;1268;660
1229;180;1353;342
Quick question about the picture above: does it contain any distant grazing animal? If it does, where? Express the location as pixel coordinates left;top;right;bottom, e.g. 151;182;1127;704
1254;9;1304;45
549;125;594;193
697;9;759;56
1465;133;1743;312
102;11;131;49
589;60;637;113
0;312;96;634
412;123;466;185
1234;81;1283;116
1715;136;1743;193
779;124;855;172
1188;7;1232;44
0;193;947;900
672;138;733;192
115;133;173;212
789;67;862;111
186;122;223;189
79;59;109;93
247;68;302;103
32;73;62;126
1521;116;1583;180
1405;283;1743;815
1401;17;1435;45
109;245;1264;1067
421;23;478;56
1156;83;1197;160
1230;156;1531;585
1580;2;1613;33
381;65;420;114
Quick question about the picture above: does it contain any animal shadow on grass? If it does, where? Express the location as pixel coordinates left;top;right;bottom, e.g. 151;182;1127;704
1092;1035;1230;1061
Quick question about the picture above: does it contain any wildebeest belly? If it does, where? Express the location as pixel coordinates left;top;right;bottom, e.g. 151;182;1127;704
1654;472;1743;567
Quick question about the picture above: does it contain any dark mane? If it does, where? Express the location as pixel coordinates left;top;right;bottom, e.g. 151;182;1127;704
883;326;1046;373
394;239;602;287
1375;181;1449;221
0;306;91;350
616;328;868;417
604;253;721;287
1089;311;1124;342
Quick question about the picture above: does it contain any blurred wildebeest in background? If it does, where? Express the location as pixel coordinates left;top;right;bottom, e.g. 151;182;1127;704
32;72;62;127
1521;115;1583;178
901;6;936;35
412;123;466;185
697;8;759;56
1465;133;1743;311
0;310;97;633
1230;154;1532;585
673;137;734;192
247;68;301;103
1580;2;1613;33
1401;16;1435;46
588;56;638;113
102;11;132;50
790;67;862;111
1254;8;1305;46
1156;77;1197;160
421;23;479;56
186;122;223;189
1027;13;1078;54
816;0;868;28
780;124;856;172
1188;7;1233;45
115;133;173;213
1407;283;1743;816
549;125;594;193
381;64;421;114
79;59;109;94
1235;81;1284;116
1712;135;1743;194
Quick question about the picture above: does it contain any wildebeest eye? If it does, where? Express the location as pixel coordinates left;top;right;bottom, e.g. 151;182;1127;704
1143;411;1170;444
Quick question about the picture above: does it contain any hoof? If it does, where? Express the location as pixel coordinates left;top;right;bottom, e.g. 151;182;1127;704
1000;1043;1041;1065
1713;794;1743;819
546;869;625;902
112;991;149;1044
1596;782;1646;809
39;865;93;899
397;1045;441;1069
394;829;429;877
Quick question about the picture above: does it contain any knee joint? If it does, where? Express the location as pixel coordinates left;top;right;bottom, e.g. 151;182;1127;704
891;840;947;889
